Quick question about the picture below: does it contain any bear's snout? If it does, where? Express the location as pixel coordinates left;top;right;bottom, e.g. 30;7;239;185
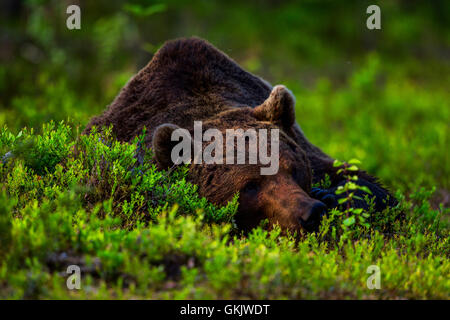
299;201;327;232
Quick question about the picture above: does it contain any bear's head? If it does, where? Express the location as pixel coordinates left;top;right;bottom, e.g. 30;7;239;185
152;85;327;234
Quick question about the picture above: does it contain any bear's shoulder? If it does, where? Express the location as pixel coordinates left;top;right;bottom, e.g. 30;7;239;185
152;37;229;69
84;37;273;140
147;37;272;106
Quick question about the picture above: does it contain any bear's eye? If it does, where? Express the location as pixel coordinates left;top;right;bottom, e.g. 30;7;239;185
242;181;259;194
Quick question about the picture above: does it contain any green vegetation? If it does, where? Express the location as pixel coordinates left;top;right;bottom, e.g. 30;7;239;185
0;0;448;299
0;122;448;299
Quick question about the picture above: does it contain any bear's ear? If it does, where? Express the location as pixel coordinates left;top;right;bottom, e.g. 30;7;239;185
253;85;296;129
152;123;192;169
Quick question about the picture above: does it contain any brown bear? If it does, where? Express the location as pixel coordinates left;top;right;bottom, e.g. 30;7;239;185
84;37;396;233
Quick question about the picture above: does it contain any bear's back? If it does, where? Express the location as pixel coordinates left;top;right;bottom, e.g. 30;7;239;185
84;37;272;142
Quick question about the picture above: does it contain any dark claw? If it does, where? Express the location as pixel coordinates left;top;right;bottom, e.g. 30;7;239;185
321;194;338;209
311;187;338;209
311;187;323;198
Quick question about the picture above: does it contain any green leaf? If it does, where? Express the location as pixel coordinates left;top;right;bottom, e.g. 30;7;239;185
333;160;343;167
343;216;355;226
348;159;361;165
359;186;373;195
348;182;357;190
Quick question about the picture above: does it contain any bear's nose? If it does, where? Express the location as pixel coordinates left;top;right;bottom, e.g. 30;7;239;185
300;202;327;232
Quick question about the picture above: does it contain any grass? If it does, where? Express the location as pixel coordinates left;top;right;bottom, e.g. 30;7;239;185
0;55;448;298
0;0;448;300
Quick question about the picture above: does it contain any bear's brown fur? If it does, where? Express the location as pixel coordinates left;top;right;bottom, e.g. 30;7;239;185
85;37;396;233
